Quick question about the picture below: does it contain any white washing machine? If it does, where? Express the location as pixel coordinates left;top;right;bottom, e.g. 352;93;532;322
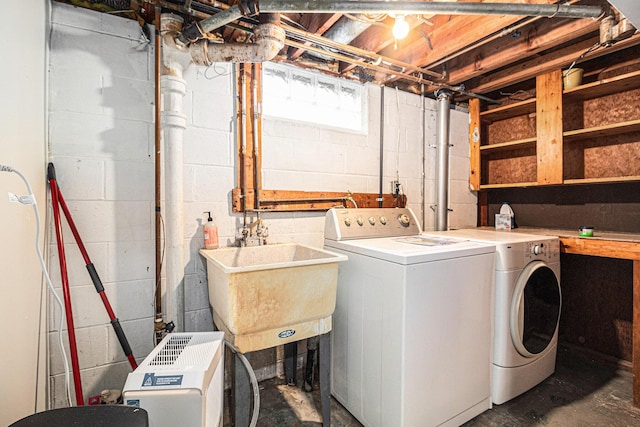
324;208;496;427
424;229;561;405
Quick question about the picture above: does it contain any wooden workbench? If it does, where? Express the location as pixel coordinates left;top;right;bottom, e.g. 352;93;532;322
511;228;640;406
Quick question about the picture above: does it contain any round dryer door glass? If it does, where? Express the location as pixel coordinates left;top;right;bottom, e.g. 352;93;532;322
510;261;561;357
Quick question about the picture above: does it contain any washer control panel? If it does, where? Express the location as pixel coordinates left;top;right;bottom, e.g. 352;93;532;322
524;240;560;263
324;207;422;241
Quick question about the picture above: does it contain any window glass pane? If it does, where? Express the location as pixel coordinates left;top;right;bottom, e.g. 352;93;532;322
262;62;366;133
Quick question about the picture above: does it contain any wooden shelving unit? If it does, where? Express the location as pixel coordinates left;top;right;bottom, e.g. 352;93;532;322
479;137;536;153
563;70;640;101
470;68;640;190
480;98;536;122
563;119;640;143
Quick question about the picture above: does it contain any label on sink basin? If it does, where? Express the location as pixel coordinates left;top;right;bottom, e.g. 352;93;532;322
278;329;296;339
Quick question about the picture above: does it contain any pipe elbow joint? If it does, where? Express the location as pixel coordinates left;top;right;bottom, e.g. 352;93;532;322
180;22;204;43
191;23;285;65
253;24;286;61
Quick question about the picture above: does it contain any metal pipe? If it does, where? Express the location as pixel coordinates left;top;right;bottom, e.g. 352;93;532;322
390;0;586;85
179;3;244;42
379;86;385;208
154;4;163;321
259;1;603;19
435;90;452;231
420;83;425;230
240;64;248;213
285;38;441;88
284;25;443;80
252;62;261;210
258;196;358;204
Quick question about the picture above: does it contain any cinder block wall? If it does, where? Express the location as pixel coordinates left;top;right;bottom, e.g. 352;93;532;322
47;2;476;406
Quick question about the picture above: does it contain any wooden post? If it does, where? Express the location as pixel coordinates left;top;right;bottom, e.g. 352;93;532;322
536;69;564;185
634;260;640;406
469;97;481;191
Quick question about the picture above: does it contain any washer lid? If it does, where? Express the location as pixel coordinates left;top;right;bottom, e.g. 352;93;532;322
325;235;495;265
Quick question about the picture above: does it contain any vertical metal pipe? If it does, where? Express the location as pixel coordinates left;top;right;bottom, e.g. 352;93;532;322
252;63;261;210
435;90;452;231
420;83;425;229
378;86;385;208
154;4;163;320
240;64;248;212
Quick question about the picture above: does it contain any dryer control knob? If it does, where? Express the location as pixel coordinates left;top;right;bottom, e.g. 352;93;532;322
531;244;541;255
344;218;352;227
368;216;376;225
356;217;364;226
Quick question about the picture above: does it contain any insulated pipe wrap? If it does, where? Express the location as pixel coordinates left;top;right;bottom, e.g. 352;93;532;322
190;24;285;64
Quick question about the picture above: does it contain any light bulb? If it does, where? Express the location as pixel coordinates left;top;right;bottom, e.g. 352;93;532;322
392;15;410;40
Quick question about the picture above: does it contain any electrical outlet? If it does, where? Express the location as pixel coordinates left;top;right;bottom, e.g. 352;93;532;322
391;180;400;196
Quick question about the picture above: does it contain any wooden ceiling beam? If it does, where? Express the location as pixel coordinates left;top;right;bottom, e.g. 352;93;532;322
287;13;342;60
465;32;640;94
381;14;527;70
445;17;601;86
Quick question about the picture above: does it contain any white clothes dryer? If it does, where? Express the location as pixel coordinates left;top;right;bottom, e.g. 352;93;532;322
423;229;561;405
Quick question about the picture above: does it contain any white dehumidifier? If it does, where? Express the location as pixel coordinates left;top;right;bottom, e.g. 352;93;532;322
123;332;225;427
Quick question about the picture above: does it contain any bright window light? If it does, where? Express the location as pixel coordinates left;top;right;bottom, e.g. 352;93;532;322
262;62;367;133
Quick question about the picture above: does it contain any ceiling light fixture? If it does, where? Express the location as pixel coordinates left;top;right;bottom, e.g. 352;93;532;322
392;15;410;40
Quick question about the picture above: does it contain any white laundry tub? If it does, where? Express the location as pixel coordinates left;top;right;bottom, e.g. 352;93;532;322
199;243;347;353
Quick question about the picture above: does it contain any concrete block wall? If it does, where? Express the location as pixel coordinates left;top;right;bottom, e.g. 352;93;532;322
48;3;156;407
47;2;476;406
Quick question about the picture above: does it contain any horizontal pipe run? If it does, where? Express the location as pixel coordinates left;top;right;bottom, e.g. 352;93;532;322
259;1;603;19
259;197;353;204
284;26;444;80
285;38;451;88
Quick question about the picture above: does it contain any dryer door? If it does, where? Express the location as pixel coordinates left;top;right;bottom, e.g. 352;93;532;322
510;261;561;357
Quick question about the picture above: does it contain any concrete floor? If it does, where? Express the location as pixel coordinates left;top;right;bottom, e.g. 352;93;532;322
242;346;640;426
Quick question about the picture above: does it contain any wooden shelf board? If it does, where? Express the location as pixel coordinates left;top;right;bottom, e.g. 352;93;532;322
479;181;537;189
564;70;640;101
480;98;536;122
563;119;640;143
564;176;640;185
480;137;536;153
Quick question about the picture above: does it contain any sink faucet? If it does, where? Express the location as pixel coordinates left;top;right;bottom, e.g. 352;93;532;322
238;211;269;246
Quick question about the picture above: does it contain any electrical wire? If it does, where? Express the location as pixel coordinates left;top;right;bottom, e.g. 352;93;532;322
566;41;602;74
1;164;73;407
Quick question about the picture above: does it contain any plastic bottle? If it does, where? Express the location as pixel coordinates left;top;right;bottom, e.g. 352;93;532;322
203;211;219;249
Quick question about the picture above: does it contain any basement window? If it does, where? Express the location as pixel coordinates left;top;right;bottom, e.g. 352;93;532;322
262;62;366;133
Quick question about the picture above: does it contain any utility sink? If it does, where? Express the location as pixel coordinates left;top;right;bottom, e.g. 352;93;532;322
199;243;347;353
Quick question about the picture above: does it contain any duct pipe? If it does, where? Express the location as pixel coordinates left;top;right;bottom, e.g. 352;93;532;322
161;14;190;332
159;12;285;330
258;1;603;19
435;90;452;231
166;22;285;65
179;3;247;43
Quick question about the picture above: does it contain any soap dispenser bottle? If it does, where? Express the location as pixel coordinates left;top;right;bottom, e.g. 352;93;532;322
203;211;219;249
